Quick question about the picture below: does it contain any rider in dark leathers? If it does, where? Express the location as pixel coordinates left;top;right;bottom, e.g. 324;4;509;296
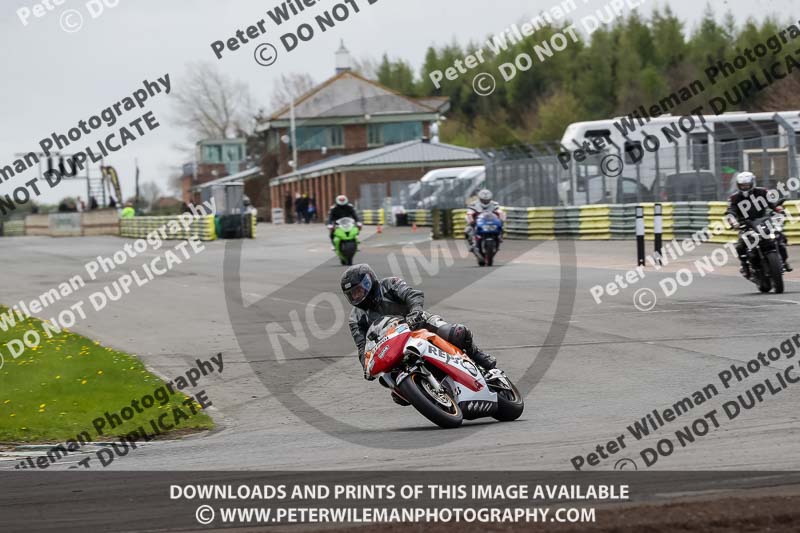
327;195;361;245
725;172;791;277
341;264;497;391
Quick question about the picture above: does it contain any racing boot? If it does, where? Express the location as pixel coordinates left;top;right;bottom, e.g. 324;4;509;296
467;346;496;370
739;257;751;279
391;391;411;406
379;376;410;406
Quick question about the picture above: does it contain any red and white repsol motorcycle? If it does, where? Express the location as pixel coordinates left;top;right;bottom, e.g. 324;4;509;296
363;316;524;428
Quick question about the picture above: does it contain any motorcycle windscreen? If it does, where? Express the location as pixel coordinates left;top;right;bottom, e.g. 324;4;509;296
368;330;411;375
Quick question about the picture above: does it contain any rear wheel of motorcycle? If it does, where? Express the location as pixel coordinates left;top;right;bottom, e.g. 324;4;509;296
490;379;524;422
398;373;463;429
767;250;784;294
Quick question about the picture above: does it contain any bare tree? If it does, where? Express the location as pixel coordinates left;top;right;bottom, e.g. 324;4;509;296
172;62;257;140
351;55;379;79
269;73;317;115
139;181;163;212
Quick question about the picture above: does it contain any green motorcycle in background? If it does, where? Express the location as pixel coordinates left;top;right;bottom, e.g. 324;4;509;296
333;217;360;265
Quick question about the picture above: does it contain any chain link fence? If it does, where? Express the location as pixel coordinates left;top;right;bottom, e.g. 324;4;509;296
354;130;799;212
482;131;799;208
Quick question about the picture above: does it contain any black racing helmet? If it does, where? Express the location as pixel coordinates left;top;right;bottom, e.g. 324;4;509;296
341;264;380;309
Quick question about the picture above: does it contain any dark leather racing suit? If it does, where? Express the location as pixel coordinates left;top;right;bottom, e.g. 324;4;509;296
725;188;788;269
348;277;494;370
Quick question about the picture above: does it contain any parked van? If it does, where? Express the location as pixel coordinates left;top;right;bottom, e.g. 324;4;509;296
407;166;485;209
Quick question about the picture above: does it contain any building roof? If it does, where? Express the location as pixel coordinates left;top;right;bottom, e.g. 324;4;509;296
258;71;441;131
270;139;482;185
192;166;262;191
416;96;450;114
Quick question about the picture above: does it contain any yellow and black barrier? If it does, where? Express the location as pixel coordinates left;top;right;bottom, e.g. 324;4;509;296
360;209;385;225
120;215;217;241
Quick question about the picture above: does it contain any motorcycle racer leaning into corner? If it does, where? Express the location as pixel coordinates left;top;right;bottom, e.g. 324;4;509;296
465;188;506;247
340;264;497;404
327;195;362;247
726;171;792;277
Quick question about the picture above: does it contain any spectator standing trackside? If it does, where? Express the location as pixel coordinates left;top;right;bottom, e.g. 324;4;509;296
294;193;304;224
284;193;294;224
89;196;99;210
308;196;317;223
121;202;135;218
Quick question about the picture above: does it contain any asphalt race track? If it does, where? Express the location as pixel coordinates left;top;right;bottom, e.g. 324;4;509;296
2;225;800;474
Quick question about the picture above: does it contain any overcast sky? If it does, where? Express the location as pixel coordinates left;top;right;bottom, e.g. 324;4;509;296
1;0;796;205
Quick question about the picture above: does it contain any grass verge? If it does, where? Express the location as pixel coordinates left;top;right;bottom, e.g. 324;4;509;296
0;306;213;443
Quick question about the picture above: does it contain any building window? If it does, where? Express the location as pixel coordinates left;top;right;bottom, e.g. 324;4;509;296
203;145;222;163
384;122;422;145
368;124;383;146
295;126;345;150
368;122;423;147
224;144;243;163
329;126;344;148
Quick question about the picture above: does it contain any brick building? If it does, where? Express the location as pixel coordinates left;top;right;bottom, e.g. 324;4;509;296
181;138;249;204
270;139;482;214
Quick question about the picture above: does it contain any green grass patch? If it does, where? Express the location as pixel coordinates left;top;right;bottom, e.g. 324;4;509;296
0;306;213;443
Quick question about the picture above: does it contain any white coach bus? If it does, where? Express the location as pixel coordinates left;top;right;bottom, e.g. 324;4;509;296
559;110;800;202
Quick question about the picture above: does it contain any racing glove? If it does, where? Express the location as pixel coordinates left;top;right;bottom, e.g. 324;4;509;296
360;351;375;380
405;309;426;330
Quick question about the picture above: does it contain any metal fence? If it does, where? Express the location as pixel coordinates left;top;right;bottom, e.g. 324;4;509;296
482;131;799;208
354;129;799;212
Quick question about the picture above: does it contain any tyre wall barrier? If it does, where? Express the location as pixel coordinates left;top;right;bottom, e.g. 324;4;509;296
407;210;432;227
120;215;217;241
2;220;25;236
363;201;800;243
360;209;385;225
705;199;800;246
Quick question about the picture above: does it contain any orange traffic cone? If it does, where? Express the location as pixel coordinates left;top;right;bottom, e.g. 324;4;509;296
376;225;382;234
412;223;418;232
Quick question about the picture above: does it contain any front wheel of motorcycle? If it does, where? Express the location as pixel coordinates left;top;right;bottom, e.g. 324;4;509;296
398;373;463;429
489;377;524;422
767;250;785;294
484;238;497;266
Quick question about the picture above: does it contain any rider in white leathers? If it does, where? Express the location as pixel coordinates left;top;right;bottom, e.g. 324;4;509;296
465;189;505;252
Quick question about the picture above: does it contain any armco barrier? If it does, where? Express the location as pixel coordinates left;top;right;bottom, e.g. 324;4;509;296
609;205;634;240
362;201;800;243
578;205;611;240
640;203;675;241
120;215;217;241
706;202;737;244
784;200;800;245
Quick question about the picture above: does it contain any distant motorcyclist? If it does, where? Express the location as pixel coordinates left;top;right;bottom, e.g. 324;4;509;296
327;195;361;246
340;264;497;402
465;188;505;247
725;171;791;277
